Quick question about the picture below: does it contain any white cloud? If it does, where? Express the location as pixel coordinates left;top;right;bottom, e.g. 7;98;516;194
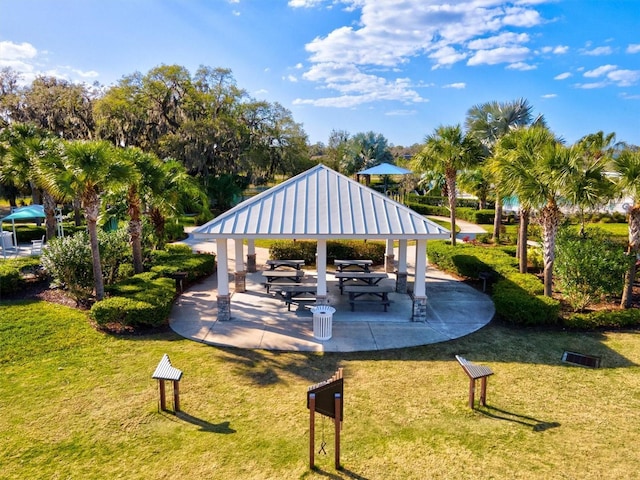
627;44;640;54
554;72;571;80
607;69;640;87
385;109;418;116
232;10;240;16
552;45;569;54
467;32;529;50
429;46;467;68
443;82;466;89
292;1;552;108
574;81;608;89
582;46;613;56
0;40;37;60
72;68;99;78
584;64;617;78
507;61;536;71
541;93;557;98
285;74;298;82
295;63;303;69
467;46;530;66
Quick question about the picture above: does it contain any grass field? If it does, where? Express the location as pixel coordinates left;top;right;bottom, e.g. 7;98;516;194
2;300;640;479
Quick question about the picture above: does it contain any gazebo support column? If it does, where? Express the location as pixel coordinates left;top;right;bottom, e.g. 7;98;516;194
246;239;257;273
385;239;395;273
234;239;246;293
315;239;329;305
412;239;428;322
216;238;232;321
396;239;408;294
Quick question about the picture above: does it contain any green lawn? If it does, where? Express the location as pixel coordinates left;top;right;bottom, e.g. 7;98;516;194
2;300;640;479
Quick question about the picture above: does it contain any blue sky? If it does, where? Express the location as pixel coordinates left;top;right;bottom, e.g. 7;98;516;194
1;0;639;147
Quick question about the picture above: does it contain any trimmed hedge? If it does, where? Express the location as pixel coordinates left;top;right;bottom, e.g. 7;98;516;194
269;240;386;266
426;240;640;329
90;272;175;328
564;308;640;329
149;251;216;281
427;240;559;326
90;249;216;330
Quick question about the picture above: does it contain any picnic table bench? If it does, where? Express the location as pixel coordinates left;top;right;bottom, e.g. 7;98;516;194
343;285;392;312
334;271;388;293
266;259;306;270
455;355;494;409
334;259;373;272
261;270;305;293
272;283;318;311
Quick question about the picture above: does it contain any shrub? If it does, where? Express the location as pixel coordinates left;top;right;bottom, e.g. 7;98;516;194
564;308;640;329
555;228;627;311
91;273;175;328
149;251;216;281
268;240;386;266
0;263;22;294
41;231;94;304
492;279;560;325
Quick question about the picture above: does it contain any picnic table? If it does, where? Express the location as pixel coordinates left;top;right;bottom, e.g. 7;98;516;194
261;270;305;293
266;259;306;270
334;259;373;272
343;285;392;311
272;283;317;311
334;271;388;294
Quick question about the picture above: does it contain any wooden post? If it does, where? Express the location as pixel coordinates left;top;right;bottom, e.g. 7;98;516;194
309;393;316;470
468;378;475;409
173;380;181;412
480;377;487;406
334;393;341;470
158;380;167;411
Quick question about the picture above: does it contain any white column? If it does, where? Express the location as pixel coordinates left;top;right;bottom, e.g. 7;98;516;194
234;239;244;273
216;239;229;296
316;239;327;297
385;238;394;256
247;239;255;256
398;239;407;272
414;239;427;297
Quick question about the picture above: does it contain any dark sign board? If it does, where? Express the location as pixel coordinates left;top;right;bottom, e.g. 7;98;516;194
307;378;343;420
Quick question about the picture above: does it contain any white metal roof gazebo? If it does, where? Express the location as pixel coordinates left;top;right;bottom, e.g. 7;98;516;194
193;164;449;321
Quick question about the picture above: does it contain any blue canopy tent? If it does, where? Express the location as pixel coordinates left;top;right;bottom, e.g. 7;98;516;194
357;162;412;195
0;205;46;258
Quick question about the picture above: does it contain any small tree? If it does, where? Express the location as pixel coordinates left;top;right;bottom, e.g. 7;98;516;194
555;227;627;311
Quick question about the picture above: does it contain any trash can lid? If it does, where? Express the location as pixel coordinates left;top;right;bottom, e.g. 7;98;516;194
310;305;336;314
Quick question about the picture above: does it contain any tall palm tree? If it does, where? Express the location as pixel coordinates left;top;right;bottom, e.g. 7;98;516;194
494;130;576;296
465;98;544;241
567;133;616;237
493;127;558;273
37;140;133;301
413;125;482;246
612;147;640;308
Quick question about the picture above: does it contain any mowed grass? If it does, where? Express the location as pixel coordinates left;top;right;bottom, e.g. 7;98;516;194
2;301;640;479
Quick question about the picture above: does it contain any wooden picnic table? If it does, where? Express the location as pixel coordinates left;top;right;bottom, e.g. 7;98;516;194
334;259;373;272
261;270;305;293
334;271;388;293
266;259;306;270
272;283;317;311
343;285;392;312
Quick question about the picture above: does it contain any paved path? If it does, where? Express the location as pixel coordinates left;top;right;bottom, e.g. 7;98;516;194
169;233;495;352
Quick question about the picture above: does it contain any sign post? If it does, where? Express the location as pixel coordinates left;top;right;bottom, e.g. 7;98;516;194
307;368;343;470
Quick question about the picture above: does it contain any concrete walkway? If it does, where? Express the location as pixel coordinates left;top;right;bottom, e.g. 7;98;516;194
169;234;495;352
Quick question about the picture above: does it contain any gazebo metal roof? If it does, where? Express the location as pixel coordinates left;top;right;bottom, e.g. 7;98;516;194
193;164;449;240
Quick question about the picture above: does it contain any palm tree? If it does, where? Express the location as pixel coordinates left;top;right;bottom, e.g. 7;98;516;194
412;125;482;246
493;129;576;296
567;133;616;237
612;147;640;308
465;98;545;241
37;140;133;301
147;158;209;249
